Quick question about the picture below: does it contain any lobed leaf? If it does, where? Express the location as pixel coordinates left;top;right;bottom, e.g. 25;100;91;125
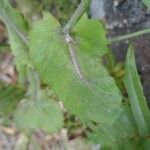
30;13;123;124
15;89;63;135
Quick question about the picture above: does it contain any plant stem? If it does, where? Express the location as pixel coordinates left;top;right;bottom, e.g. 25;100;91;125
63;0;91;33
0;9;28;45
27;66;40;101
109;28;150;43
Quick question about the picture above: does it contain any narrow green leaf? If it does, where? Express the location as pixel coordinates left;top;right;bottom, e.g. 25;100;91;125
0;84;25;115
30;13;122;124
124;45;150;135
0;0;29;84
104;106;138;141
87;124;115;148
88;105;138;147
142;0;150;9
15;89;63;135
119;105;138;137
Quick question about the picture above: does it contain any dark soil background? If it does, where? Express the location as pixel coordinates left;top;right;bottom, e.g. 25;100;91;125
91;0;150;103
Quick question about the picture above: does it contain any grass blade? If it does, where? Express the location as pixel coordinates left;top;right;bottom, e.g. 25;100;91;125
124;45;150;135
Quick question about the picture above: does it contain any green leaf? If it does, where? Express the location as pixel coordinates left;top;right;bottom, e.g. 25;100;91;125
15;89;63;135
124;45;150;135
88;105;138;148
143;139;150;149
0;0;29;84
0;84;25;115
142;0;150;9
30;13;122;124
73;14;108;57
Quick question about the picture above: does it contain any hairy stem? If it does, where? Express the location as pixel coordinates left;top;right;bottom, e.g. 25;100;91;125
63;0;91;79
63;0;91;33
109;28;150;43
63;0;91;78
64;33;84;81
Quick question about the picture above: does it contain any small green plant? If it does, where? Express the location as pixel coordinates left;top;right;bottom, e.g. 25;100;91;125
0;0;150;149
142;0;150;8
